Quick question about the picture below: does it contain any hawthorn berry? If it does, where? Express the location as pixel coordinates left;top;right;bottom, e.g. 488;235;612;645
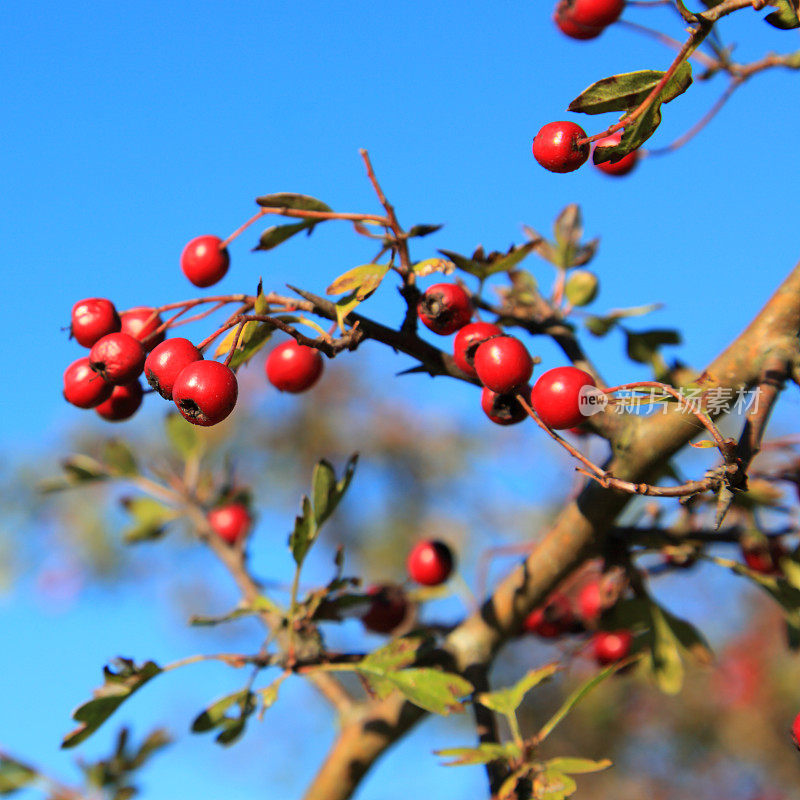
417;283;473;335
531;366;597;430
144;337;203;400
120;306;165;351
265;340;324;393
593;131;639;177
207;503;252;545
63;357;113;409
89;332;147;386
792;711;800;750
172;360;238;426
407;540;454;586
559;0;625;29
524;593;574;638
362;584;409;634
554;11;603;39
70;298;121;348
95;380;144;422
592;629;633;665
473;336;533;394
741;538;785;575
453;321;502;378
577;580;603;623
481;386;529;426
532;121;590;174
180;235;230;288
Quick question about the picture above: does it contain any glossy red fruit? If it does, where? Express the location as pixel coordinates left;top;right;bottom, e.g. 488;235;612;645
362;585;409;634
473;336;533;394
577;581;603;623
792;711;800;750
63;357;113;409
265;341;324;393
592;630;633;665
481;385;529;426
120;307;165;351
453;322;502;377
71;298;121;348
172;360;238;426
95;380;144;422
741;538;785;575
531;366;597;430
207;503;252;545
89;332;147;386
407;540;454;586
593;131;639;177
553;10;603;39
417;283;473;335
560;0;625;28
144;338;203;400
524;593;574;638
180;235;230;288
532;121;590;174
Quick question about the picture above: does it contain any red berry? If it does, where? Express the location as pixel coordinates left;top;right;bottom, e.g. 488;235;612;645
524;593;574;638
593;131;639;177
95;380;144;422
145;338;203;400
741;538;785;575
554;11;603;39
70;298;121;348
407;540;454;586
180;235;230;288
172;360;238;427
559;0;625;28
481;385;530;426
417;283;473;335
63;357;113;409
120;307;165;351
265;341;324;393
89;332;146;386
207;503;252;545
577;581;603;623
592;630;632;665
453;322;502;378
473;336;533;394
362;584;409;634
531;366;597;430
792;711;800;750
532;121;590;174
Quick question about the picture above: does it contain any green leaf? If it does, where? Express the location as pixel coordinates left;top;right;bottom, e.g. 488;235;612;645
214;285;275;369
436;742;521;767
542;757;612;775
537;660;627;742
62;659;163;748
257;675;285;719
39;454;110;493
255;220;316;251
129;728;171;769
407;223;443;238
121;497;177;544
289;495;315;567
164;413;202;460
624;328;681;365
190;600;277;627
765;0;800;28
554;204;583;250
326;264;390;299
375;668;473;715
534;768;578;800
191;689;257;746
661;608;713;665
437;249;484;277
334;291;362;332
476;664;559;716
412;257;455;278
360;634;432;673
568;67;691;116
255;193;332;213
645;600;684;694
102;440;138;476
0;757;37;795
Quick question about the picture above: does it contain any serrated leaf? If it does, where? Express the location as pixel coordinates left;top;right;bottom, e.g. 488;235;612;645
326;264;390;299
377;668;473;715
255;220;315;251
360;634;432;673
62;659;163;748
412;258;455;277
191;690;253;733
436;742;520;767
476;664;559;716
121;497;177;544
437;249;485;277
645;600;684;694
569;66;691;116
0;757;37;795
554;205;583;249
481;241;538;277
542;757;612;775
313;454;357;529
103;440;138;476
765;0;800;28
255;193;332;213
164;413;202;460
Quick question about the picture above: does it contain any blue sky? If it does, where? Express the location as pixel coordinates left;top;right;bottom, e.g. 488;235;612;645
3;2;800;798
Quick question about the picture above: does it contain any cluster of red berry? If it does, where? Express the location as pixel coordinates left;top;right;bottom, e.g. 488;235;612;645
418;283;598;429
553;0;624;41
